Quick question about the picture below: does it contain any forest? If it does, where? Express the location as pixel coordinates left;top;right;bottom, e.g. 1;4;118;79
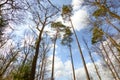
0;0;120;80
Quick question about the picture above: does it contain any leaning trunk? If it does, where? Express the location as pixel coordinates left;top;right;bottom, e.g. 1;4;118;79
69;46;76;80
51;33;57;80
39;47;47;80
106;18;120;32
83;39;102;80
30;25;45;80
101;41;120;80
107;41;120;64
97;46;118;80
69;18;90;80
0;51;19;78
41;58;47;80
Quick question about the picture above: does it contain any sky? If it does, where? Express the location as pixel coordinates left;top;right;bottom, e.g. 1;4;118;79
3;0;118;80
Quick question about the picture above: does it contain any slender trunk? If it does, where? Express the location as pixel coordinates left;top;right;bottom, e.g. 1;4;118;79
69;18;91;80
105;33;120;55
106;18;120;32
69;46;76;80
30;25;45;80
41;58;47;80
97;46;118;80
107;41;120;64
20;53;29;71
17;53;29;79
83;39;102;80
39;55;44;80
101;41;120;80
0;51;19;78
98;28;120;53
39;49;46;80
51;34;57;80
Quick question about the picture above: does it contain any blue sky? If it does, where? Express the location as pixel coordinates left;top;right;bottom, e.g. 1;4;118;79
51;0;71;6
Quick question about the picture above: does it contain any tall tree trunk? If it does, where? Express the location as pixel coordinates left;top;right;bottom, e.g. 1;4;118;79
69;46;76;80
97;46;118;80
69;18;91;80
83;38;102;80
39;47;47;80
101;41;120;80
0;51;19;78
17;53;29;79
20;52;29;72
51;34;57;80
107;41;120;64
106;18;120;32
30;25;45;80
41;58;47;80
39;54;44;80
105;33;120;55
97;28;120;54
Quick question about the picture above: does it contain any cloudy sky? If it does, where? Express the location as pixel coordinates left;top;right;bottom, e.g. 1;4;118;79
4;0;115;80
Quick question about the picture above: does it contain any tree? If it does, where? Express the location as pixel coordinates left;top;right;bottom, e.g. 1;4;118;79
13;62;31;80
25;0;59;80
37;35;50;80
91;27;120;80
61;27;76;80
0;42;20;80
101;41;120;80
50;21;66;80
62;5;91;80
92;26;120;54
83;37;102;80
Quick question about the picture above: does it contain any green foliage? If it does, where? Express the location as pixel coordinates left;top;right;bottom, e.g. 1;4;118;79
92;27;104;44
13;63;31;80
62;5;72;16
51;21;66;31
61;5;73;21
64;27;72;36
0;16;7;28
61;27;73;47
93;6;107;18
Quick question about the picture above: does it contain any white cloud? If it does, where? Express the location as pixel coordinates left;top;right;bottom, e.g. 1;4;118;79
71;0;89;31
71;9;89;31
47;55;114;80
75;62;113;80
56;9;89;31
71;0;83;10
47;55;72;79
64;60;72;72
